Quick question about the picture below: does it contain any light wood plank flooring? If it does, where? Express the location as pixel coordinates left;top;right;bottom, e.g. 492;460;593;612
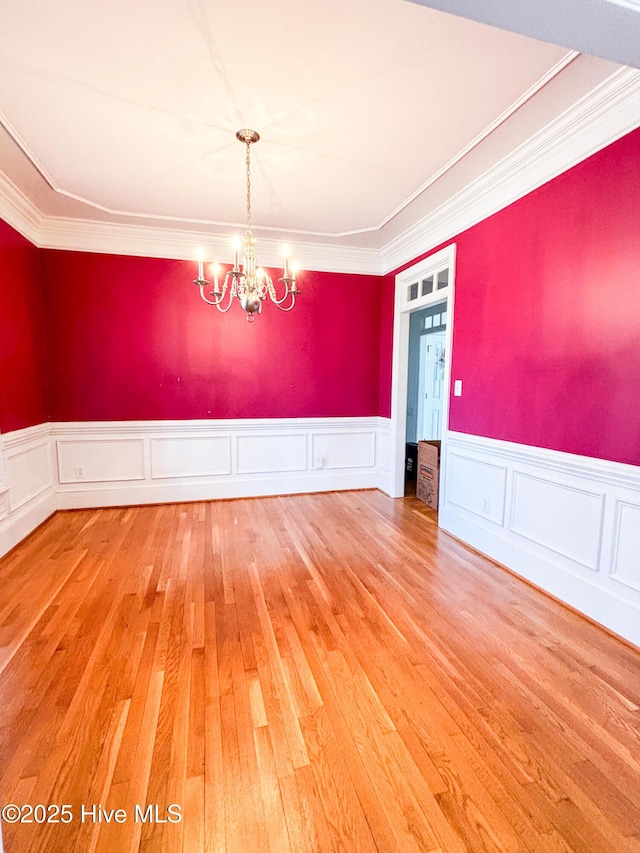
1;490;639;852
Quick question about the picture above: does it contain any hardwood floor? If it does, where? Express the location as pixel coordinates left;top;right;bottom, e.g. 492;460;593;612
0;490;639;853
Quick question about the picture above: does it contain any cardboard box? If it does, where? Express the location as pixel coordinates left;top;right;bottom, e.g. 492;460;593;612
416;440;441;509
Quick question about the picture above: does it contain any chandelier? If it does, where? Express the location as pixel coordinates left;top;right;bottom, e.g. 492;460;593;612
193;129;300;321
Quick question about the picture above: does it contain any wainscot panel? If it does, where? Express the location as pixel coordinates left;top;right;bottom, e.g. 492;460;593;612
151;436;232;480
57;438;145;483
236;433;307;475
447;453;507;526
311;431;376;470
53;418;392;508
610;499;640;593
440;431;640;648
509;472;604;571
0;424;55;560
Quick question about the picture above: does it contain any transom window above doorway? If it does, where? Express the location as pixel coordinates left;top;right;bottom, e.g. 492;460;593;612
404;264;450;310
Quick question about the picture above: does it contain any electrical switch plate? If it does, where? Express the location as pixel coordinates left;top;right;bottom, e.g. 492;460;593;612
454;380;462;396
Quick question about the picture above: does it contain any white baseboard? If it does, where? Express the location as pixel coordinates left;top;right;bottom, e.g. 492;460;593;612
0;487;56;558
440;432;640;647
57;471;382;509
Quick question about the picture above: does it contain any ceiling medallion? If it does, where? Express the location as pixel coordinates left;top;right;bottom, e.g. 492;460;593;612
192;129;300;321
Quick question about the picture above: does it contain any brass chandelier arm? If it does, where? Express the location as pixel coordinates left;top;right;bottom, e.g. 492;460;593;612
273;294;297;312
196;280;235;311
267;278;296;305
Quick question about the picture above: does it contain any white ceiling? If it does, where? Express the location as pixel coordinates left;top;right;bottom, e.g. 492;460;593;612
0;0;632;260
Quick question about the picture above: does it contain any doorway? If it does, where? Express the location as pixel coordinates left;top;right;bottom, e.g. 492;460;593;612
388;244;455;503
405;301;448;493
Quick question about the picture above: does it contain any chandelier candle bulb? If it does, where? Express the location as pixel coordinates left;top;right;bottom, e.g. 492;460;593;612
283;244;290;278
233;238;241;272
196;247;204;281
212;263;220;294
290;261;300;293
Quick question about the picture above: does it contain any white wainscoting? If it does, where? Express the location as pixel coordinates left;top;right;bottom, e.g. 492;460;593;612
0;418;392;556
440;431;640;648
0;423;56;560
52;418;392;509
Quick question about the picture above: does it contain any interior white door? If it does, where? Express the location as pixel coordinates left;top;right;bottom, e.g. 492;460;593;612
417;331;446;440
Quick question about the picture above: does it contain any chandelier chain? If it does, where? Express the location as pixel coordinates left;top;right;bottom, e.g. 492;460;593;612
246;139;252;232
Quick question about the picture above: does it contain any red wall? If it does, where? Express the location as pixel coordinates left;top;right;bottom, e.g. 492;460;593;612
4;125;640;468
0;219;49;433
379;127;640;466
42;252;383;421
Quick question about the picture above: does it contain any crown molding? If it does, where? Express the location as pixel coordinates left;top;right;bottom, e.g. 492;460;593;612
1;52;576;242
371;50;578;233
1;67;640;277
33;217;383;275
380;66;640;273
0;174;43;243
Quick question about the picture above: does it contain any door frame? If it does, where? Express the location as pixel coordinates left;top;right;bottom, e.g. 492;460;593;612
388;243;456;500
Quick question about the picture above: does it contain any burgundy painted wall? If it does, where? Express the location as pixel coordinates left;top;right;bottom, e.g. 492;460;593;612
0;219;48;433
43;251;383;421
379;127;640;466
4;124;640;468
